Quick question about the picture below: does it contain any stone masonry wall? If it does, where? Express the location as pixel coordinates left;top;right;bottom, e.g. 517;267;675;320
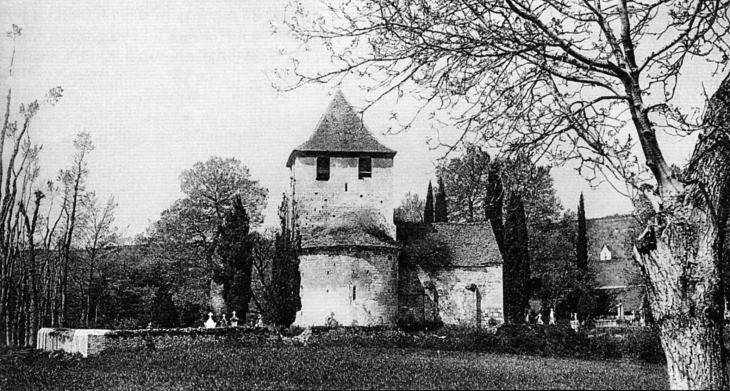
291;156;395;238
399;265;504;327
295;248;399;327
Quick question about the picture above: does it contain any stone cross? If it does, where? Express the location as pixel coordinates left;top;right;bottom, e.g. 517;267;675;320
204;312;216;329
220;314;228;327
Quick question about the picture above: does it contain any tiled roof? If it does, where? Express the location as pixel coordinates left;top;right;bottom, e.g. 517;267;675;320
587;214;643;289
300;227;399;250
587;214;634;261
287;91;396;167
397;222;503;266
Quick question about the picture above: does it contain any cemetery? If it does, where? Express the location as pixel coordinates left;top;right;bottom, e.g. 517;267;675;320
5;319;670;390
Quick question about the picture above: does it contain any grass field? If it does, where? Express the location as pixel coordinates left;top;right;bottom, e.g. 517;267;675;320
1;341;667;390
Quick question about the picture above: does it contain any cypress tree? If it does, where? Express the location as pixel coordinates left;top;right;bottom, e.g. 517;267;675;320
435;176;448;222
503;192;530;323
270;193;302;327
217;195;253;319
577;193;588;272
424;180;435;223
485;161;505;254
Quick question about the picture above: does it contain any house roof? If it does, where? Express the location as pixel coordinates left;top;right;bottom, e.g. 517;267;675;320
397;222;504;267
300;226;399;250
587;214;634;261
286;91;396;167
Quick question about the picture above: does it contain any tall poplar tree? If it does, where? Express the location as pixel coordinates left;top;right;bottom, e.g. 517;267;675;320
269;194;301;327
435;177;448;223
424;181;434;224
576;193;588;272
485;161;505;254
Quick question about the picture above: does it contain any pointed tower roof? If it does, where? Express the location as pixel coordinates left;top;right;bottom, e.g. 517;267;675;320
287;91;396;167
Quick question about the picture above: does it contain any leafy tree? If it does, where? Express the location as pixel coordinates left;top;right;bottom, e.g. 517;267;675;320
576;193;588;272
436;146;490;222
434;176;448;223
503;193;531;323
394;192;425;223
216;195;253;318
424;181;434;224
146;157;268;321
499;154;563;230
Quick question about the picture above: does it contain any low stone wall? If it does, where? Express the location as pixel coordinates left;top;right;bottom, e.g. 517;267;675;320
37;328;111;357
36;327;280;357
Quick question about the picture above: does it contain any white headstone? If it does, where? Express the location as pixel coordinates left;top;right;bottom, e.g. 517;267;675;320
537;313;544;325
204;312;216;329
618;303;624;320
230;311;239;327
549;309;555;325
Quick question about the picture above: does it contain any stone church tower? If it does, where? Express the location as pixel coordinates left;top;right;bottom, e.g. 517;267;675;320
287;91;400;327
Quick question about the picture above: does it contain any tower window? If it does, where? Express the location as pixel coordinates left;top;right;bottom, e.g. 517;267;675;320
352;286;357;301
358;157;372;179
317;157;330;181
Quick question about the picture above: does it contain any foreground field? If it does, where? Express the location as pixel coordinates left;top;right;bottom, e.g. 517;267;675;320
2;341;666;390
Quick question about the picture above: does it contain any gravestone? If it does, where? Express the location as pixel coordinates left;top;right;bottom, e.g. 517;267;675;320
204;312;216;329
230;311;239;327
570;313;580;331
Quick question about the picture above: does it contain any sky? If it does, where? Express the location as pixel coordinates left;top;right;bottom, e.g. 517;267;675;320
0;0;717;236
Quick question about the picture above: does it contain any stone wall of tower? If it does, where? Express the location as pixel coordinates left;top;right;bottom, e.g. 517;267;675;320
290;156;395;238
294;248;399;326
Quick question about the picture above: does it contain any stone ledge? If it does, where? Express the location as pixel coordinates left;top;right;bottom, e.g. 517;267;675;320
37;328;112;357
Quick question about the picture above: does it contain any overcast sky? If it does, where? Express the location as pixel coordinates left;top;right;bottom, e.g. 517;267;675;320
0;0;715;236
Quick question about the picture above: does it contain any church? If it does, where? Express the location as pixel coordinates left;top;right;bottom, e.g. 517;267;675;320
286;91;504;327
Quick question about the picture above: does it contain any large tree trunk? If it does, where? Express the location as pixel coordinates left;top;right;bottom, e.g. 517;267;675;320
635;74;730;390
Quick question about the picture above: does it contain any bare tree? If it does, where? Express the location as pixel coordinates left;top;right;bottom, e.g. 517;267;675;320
57;131;94;327
281;0;730;388
394;192;425;223
77;193;119;327
1;24;63;347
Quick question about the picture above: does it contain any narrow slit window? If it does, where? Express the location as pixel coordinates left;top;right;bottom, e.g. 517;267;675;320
352;286;357;301
358;157;372;179
317;157;330;181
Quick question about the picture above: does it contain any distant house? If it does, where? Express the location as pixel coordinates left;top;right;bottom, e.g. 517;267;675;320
587;214;644;313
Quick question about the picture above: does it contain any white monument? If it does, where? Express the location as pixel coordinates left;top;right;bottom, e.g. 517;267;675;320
230;311;239;327
204;312;216;329
549;308;555;325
